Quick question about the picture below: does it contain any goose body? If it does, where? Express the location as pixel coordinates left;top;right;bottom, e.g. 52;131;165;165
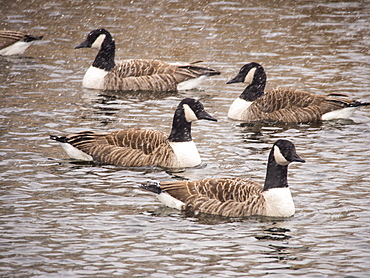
0;30;43;56
50;98;217;168
140;139;305;218
76;29;220;92
227;62;370;123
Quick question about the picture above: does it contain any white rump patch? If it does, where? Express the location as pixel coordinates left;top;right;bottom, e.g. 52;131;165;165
227;97;252;120
244;67;256;84
263;187;295;217
183;104;198;122
91;34;106;49
273;145;290;166
157;191;185;210
169;141;201;168
0;41;32;56
321;107;357;121
177;76;207;91
82;66;108;89
59;143;93;161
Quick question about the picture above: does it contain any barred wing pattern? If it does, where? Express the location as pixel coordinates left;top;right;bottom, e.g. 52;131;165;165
109;59;178;77
245;88;324;122
244;88;360;123
0;31;26;49
63;128;178;167
104;59;219;92
160;178;267;217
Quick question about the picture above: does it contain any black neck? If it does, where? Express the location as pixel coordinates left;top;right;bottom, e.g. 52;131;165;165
240;69;267;101
263;152;289;191
92;37;116;71
168;109;192;142
239;83;265;101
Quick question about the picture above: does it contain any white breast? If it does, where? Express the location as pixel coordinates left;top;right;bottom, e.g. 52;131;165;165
82;66;108;89
227;97;252;120
0;41;32;56
169;141;201;168
263;188;295;217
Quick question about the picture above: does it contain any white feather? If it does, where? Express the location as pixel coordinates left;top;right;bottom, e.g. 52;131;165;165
263;188;295;217
0;41;32;55
228;97;252;120
157;192;185;210
177;75;207;91
91;34;106;49
82;66;108;89
58;142;93;161
273;145;290;166
183;104;198;122
244;67;256;84
321;107;357;121
169;141;201;168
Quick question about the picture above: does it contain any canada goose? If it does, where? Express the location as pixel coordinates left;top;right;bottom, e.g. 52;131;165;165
140;139;305;218
75;28;221;92
227;62;370;123
0;30;43;56
50;98;217;168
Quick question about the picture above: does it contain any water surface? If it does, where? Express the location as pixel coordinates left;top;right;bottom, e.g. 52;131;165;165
1;0;370;277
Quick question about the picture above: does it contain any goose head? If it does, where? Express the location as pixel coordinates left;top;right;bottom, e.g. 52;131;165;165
180;98;218;123
75;28;113;50
227;62;267;101
263;139;305;191
168;98;217;142
273;139;306;166
227;62;265;85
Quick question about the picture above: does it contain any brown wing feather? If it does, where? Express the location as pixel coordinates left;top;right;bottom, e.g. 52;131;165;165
111;59;177;78
160;178;266;217
64;128;177;167
104;73;181;91
245;88;360;122
104;59;220;91
320;95;360;114
0;31;25;49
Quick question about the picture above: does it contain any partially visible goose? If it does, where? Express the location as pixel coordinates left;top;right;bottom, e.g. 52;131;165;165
227;62;370;123
0;30;43;56
75;28;221;92
140;139;305;217
50;98;217;168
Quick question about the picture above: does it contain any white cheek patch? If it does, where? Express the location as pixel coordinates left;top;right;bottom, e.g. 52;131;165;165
183;104;198;122
244;67;256;84
91;34;106;49
274;145;290;165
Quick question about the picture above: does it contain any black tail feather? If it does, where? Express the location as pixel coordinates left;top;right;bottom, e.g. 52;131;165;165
179;65;221;77
23;35;43;42
139;181;162;194
50;135;67;143
349;101;370;108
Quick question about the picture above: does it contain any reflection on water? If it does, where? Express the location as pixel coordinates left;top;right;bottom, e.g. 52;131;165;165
1;0;370;277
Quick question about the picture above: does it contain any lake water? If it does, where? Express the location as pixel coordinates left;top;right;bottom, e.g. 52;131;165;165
1;0;370;277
